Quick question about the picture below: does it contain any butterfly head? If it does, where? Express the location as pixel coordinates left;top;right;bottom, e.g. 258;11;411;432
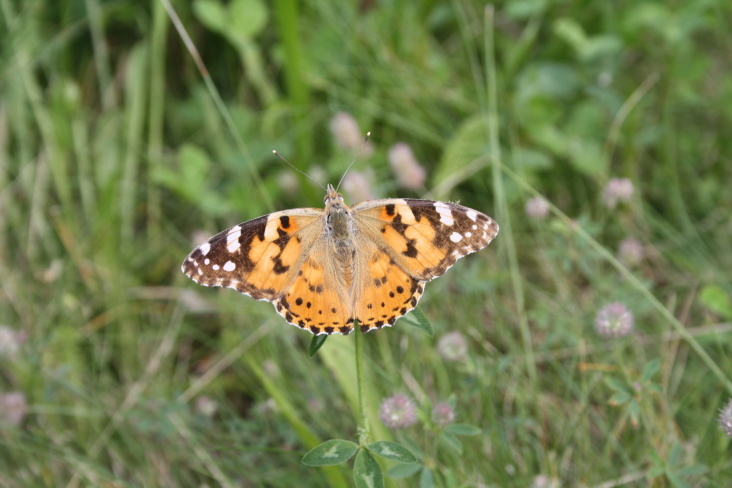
324;184;346;205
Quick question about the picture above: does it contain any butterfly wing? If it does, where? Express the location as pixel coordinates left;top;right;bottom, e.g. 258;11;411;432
350;242;426;333
181;209;323;301
348;199;498;333
271;242;355;335
352;198;499;281
182;198;499;336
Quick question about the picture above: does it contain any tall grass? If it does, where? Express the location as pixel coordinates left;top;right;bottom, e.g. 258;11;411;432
1;0;731;486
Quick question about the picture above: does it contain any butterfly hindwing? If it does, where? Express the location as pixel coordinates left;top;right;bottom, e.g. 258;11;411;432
273;242;354;335
351;246;426;333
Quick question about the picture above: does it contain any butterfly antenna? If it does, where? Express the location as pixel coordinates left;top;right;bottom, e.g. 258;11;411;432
272;150;326;191
335;132;370;192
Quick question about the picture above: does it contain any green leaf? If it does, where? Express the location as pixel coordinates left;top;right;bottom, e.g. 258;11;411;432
605;377;630;395
554;18;622;61
609;391;631;405
565;137;606;178
433;114;490;197
420;467;434;488
366;441;418;464
668;442;682;465
193;0;227;33
398;436;425;461
153;143;208;197
641;359;661;382
439;431;463;454
354;449;384;488
699;285;732;319
445;423;482;436
515;62;581;100
229;0;268;39
308;335;327;357
386;462;422;479
302;439;358;466
402;308;433;337
153;144;232;216
553;18;589;55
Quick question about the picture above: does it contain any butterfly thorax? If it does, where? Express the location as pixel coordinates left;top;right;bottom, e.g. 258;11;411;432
324;185;357;287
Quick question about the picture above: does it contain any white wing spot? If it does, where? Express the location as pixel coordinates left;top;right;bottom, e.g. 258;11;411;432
227;240;240;253
204;258;210;265
197;268;203;275
200;242;211;256
465;232;472;238
472;224;478;230
227;228;242;253
466;210;478;221
227;227;242;240
212;264;220;271
450;232;463;243
223;261;236;272
434;202;455;226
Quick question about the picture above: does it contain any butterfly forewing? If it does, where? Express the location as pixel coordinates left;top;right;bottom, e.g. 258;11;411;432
181;209;322;300
351;199;499;281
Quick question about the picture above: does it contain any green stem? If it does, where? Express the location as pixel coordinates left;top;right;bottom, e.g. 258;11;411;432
354;321;370;445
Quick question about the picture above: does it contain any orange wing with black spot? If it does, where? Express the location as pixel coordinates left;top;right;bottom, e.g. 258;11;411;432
272;253;353;335
351;246;425;332
348;199;499;333
352;199;499;280
181;209;322;301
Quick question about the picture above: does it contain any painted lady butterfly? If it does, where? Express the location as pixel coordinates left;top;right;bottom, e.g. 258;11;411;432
182;184;499;335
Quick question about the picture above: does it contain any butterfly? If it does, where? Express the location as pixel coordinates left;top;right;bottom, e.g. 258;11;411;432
181;184;499;335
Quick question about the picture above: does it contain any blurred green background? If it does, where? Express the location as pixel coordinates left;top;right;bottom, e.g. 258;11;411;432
1;0;732;486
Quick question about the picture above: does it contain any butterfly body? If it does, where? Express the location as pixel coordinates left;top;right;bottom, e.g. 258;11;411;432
182;185;498;335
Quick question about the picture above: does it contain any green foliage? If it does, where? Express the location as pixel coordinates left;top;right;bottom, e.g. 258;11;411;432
1;0;732;486
401;307;434;337
302;438;418;488
302;439;359;466
699;285;732;320
366;441;418;464
353;449;384;488
606;359;663;428
308;334;328;357
648;442;709;488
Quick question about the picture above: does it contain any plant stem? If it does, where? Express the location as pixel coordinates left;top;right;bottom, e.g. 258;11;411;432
354;321;370;445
